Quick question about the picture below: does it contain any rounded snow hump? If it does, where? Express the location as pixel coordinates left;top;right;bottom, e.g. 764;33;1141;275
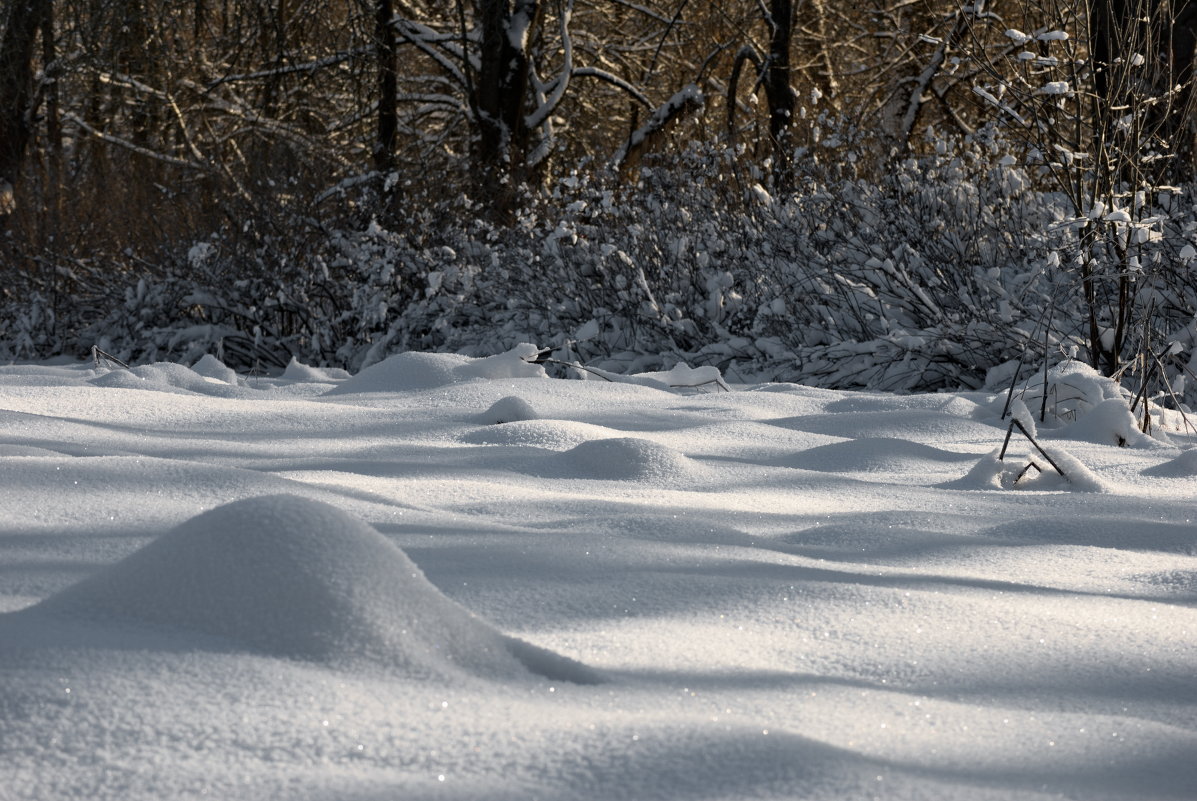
324;344;547;394
36;494;599;684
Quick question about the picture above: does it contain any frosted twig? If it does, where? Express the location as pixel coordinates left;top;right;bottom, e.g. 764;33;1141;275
92;346;129;370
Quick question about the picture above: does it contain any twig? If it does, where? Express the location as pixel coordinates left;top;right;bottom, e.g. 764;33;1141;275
92;346;129;370
998;417;1068;478
670;377;731;392
1000;352;1027;420
1040;305;1054;423
1014;460;1042;484
1152;354;1196;434
998;418;1016;460
535;356;614;381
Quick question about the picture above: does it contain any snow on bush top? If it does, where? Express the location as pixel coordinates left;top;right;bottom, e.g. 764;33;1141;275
1057;397;1155;448
36;494;598;683
998;360;1128;427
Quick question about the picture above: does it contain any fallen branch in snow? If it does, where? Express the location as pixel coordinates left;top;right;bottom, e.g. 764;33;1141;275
1013;459;1043;485
526;349;730;392
536;356;614;382
669;377;731;392
92;346;130;370
998;417;1066;478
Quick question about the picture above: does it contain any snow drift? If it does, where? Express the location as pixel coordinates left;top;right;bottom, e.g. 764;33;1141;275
325;344;546;394
36;494;598;684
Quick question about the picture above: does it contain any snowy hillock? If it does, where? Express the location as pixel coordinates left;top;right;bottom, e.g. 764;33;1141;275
91;361;249;398
545;437;704;483
783;437;977;474
324;345;546;395
478;395;540;424
35;494;599;684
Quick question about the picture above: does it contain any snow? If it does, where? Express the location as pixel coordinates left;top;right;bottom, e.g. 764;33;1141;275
1;350;1196;800
34;494;597;683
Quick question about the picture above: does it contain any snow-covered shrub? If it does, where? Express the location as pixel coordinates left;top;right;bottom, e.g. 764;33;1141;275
2;133;1196;407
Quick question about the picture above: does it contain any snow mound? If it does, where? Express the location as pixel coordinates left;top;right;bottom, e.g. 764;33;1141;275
461;419;619;450
630;363;729;391
547;437;702;482
36;495;599;683
456;343;548;381
191;354;239;385
478;396;540;425
770;409;1001;442
325;351;469;393
994;360;1126;426
782;437;976;473
942;447;1109;492
281;357;351;382
91;361;241;397
825;393;982;418
1143;448;1197;478
1056;398;1154;448
326;344;546;395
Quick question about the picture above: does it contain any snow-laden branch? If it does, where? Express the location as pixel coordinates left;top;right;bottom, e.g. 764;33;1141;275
972;85;1029;127
393;19;472;96
525;1;574;131
614;84;704;168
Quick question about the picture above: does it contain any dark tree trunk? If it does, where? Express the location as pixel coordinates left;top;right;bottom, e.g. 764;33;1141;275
40;0;60;221
1088;0;1129;111
374;0;399;175
765;0;795;190
476;0;538;185
0;0;50;221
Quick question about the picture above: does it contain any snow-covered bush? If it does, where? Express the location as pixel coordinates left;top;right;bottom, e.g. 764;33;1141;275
2;134;1196;409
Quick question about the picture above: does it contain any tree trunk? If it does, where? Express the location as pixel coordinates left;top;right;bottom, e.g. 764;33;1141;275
374;0;399;175
476;0;538;190
0;0;50;222
765;0;795;190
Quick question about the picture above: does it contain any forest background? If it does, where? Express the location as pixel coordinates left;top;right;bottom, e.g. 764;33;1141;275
3;0;1197;406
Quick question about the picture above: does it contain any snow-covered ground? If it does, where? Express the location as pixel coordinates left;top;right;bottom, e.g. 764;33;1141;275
1;348;1195;800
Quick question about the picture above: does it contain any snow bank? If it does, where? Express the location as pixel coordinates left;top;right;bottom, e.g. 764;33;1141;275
998;360;1127;426
37;495;599;683
325;344;546;395
773;408;1002;441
